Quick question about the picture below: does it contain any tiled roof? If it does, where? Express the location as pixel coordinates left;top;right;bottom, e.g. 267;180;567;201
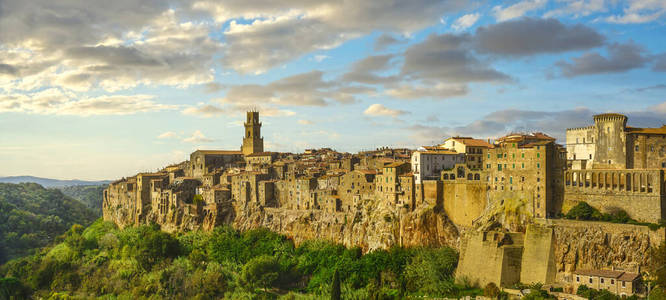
194;150;243;155
618;272;640;282
246;152;276;157
385;161;410;168
448;137;493;148
573;269;624;278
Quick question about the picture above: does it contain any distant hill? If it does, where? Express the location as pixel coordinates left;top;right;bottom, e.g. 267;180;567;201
60;185;106;216
0;182;98;264
0;176;111;188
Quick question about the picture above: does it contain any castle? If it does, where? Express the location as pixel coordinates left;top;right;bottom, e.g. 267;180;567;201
103;111;666;297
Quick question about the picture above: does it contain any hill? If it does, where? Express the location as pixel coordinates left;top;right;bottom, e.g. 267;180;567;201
0;183;98;264
59;185;106;216
0;176;110;188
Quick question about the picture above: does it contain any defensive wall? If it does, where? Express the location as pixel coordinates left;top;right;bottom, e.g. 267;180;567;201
563;169;665;222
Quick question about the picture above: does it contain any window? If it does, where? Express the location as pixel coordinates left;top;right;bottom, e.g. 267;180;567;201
622;281;626;288
537;152;540;158
537;163;541;169
611;279;614;284
522;153;525;158
601;278;605;284
488;154;490;159
577;276;580;282
512;154;515;159
510;177;513;184
513;164;515;169
497;154;502;158
498;164;502;171
636;145;640;151
590;278;593;284
522;163;525;169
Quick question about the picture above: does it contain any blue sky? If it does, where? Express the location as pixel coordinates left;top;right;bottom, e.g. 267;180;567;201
0;0;665;180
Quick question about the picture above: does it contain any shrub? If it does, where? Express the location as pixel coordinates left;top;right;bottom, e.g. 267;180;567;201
241;255;281;292
484;282;500;298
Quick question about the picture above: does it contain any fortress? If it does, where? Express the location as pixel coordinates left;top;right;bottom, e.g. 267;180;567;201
103;111;666;296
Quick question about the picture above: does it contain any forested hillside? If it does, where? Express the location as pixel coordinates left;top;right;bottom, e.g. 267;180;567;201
0;183;98;264
59;185;106;216
0;221;474;299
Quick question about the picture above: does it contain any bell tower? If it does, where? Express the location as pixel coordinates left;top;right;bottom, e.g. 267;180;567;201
241;111;264;155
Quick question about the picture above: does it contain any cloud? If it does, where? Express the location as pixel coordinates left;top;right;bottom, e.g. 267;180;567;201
221;70;367;106
0;8;221;94
653;53;666;72
374;34;405;51
474;18;605;56
341;54;397;85
492;0;546;21
401;33;511;83
199;0;468;74
363;104;408;117
385;84;467;100
634;84;666;92
313;55;330;62
605;0;666;24
183;104;226;118
0;89;176;116
0;63;19;76
183;130;214;143
452;13;481;31
298;119;314;125
544;0;607;18
157;131;178;139
556;42;648;77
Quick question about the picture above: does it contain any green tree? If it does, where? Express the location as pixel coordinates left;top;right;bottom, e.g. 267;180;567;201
331;268;341;300
0;277;31;299
241;255;280;292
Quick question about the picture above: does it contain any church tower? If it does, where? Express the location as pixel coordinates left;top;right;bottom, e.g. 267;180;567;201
241;111;264;155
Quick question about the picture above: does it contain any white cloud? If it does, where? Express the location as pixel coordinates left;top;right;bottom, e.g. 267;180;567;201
492;0;546;21
605;0;666;23
182;104;226;118
0;89;176;116
298;119;314;125
363;104;408;117
183;130;214;143
313;55;330;62
452;13;481;31
157;131;178;139
386;84;468;100
544;0;608;18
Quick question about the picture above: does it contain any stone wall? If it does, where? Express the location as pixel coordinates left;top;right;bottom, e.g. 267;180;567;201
520;224;557;284
443;181;487;227
456;231;523;287
563;169;665;222
540;219;665;283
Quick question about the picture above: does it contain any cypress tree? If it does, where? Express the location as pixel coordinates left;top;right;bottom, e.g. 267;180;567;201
331;268;341;300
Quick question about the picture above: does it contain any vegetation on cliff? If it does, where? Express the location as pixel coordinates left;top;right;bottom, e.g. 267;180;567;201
0;183;97;264
59;185;106;216
0;219;478;299
564;201;664;229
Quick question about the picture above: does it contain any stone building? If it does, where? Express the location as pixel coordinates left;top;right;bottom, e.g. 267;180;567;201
411;148;465;183
571;270;641;297
189;150;243;178
241;111;264;155
485;133;566;218
566;113;666;170
338;169;376;212
375;162;411;205
564;113;666;222
440;164;487;226
439;136;493;170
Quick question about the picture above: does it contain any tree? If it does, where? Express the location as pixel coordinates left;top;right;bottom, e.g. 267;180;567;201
331;268;341;300
652;242;666;288
241;255;280;292
0;277;31;299
484;282;500;299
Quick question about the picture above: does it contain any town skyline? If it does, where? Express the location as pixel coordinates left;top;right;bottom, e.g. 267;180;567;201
1;0;666;180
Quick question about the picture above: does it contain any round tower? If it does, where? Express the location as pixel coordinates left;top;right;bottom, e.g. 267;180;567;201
592;113;627;169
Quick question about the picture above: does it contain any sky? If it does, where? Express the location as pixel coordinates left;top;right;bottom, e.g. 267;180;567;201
1;0;665;180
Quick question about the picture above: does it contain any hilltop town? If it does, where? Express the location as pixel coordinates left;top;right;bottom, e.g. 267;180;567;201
103;111;666;297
